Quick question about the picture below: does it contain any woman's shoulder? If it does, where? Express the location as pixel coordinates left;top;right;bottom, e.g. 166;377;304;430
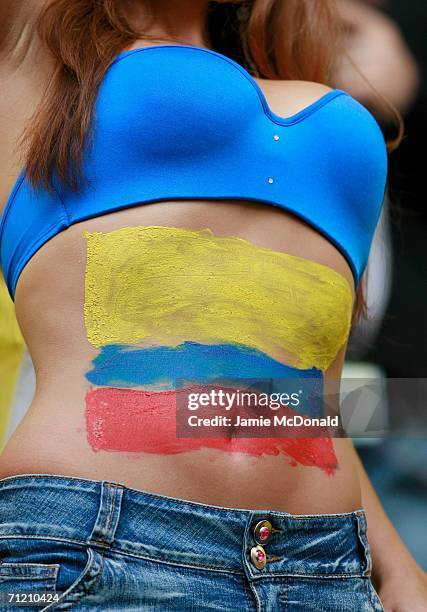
254;78;335;118
258;78;386;149
0;2;47;72
271;79;334;98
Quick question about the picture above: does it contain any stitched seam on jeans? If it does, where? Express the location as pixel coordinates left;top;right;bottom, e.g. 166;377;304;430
284;575;288;612
250;572;364;580
365;576;376;610
365;576;384;611
103;546;246;575
0;535;98;549
73;549;105;607
49;548;105;610
109;550;243;575
248;580;262;612
0;573;55;578
0;563;59;570
105;485;118;536
97;482;111;537
365;576;371;609
46;566;57;593
356;513;371;577
241;576;256;612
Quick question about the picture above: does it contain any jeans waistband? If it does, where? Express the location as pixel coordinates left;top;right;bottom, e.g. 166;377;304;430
0;473;372;579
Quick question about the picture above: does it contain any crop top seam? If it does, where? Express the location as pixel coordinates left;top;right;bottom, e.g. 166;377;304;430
0;170;26;242
10;216;69;296
110;45;349;126
53;181;70;225
0;170;69;245
259;90;347;126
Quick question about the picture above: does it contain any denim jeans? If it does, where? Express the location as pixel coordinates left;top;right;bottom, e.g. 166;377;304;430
0;474;384;611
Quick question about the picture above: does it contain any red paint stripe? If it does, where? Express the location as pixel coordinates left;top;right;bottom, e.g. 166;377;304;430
85;387;337;475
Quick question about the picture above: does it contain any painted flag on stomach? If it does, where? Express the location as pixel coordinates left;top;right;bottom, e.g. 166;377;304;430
83;226;353;474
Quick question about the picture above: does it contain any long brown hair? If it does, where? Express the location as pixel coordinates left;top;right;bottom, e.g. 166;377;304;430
22;0;398;318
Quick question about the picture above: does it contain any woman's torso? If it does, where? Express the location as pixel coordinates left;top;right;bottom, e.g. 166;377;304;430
0;36;361;513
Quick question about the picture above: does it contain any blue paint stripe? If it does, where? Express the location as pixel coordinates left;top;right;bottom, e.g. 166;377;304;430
86;341;321;386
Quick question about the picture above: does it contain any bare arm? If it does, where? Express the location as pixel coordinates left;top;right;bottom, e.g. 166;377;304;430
0;0;48;210
0;0;41;60
335;0;420;121
350;443;427;610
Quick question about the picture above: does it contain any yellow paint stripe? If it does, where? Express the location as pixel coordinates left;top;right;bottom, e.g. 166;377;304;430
0;274;24;448
84;226;353;371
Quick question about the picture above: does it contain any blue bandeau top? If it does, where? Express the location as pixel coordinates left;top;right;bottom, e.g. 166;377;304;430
0;44;388;300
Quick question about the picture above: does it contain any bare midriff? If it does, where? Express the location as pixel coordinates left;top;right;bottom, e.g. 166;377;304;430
0;200;361;513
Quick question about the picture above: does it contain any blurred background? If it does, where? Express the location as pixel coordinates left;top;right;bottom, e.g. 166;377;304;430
335;0;427;569
0;0;426;568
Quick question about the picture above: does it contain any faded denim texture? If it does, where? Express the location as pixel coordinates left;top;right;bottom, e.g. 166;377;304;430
0;474;384;611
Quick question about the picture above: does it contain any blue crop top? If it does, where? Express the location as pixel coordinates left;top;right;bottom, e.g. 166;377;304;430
0;44;388;300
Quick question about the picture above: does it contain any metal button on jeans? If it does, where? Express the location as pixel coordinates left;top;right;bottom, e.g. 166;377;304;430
253;519;273;544
250;545;267;569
